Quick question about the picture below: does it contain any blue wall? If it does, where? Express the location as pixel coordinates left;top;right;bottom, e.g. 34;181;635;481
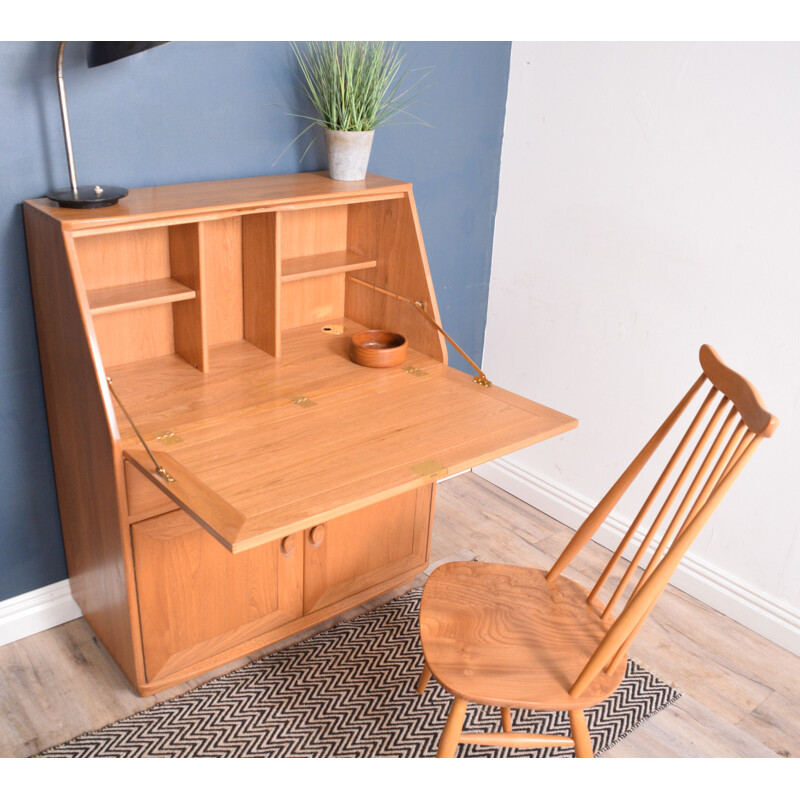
0;41;511;603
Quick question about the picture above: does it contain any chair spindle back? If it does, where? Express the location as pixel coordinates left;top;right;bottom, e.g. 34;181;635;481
544;345;777;698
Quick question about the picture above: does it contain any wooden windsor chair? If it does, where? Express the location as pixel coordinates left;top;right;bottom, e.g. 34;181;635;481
416;345;778;758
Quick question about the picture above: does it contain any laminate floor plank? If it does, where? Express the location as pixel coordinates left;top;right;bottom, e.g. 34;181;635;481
603;695;778;758
735;690;800;758
1;471;797;758
430;477;565;570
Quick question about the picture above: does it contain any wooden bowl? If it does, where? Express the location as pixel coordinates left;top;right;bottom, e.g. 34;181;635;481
349;330;408;368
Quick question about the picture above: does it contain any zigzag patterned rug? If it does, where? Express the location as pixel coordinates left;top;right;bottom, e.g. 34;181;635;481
38;588;680;757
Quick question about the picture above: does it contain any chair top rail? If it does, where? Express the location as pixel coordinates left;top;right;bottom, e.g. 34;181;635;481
699;345;778;436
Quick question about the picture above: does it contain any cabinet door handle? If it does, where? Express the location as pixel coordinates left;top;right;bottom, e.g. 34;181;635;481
280;534;297;557
308;524;327;547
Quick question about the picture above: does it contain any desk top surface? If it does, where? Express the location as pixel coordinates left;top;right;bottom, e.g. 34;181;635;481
26;172;411;232
113;320;577;552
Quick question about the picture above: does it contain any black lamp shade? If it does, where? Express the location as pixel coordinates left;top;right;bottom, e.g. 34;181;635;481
87;42;167;68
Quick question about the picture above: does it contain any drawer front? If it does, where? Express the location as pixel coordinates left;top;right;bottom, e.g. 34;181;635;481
124;460;178;522
303;485;434;616
131;510;303;683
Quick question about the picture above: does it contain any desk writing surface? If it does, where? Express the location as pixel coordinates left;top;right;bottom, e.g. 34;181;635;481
115;320;577;553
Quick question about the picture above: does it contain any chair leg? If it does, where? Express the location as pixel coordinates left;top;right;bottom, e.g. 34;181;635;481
568;708;594;758
416;661;432;693
437;696;468;758
501;707;513;732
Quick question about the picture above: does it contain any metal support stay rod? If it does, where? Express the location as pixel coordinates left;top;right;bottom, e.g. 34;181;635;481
347;275;492;387
106;378;174;483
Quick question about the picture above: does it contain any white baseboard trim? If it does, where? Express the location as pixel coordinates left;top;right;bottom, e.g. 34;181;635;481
474;457;800;658
0;579;81;647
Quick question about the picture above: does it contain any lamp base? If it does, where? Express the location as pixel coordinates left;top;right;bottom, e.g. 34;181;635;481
47;185;128;209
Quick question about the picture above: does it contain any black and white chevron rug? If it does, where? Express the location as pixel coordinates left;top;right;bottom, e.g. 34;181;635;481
38;588;680;757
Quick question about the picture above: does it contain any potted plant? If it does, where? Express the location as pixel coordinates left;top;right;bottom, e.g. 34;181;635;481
290;41;428;181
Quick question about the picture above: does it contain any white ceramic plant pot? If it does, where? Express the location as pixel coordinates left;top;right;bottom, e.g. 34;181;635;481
324;129;375;181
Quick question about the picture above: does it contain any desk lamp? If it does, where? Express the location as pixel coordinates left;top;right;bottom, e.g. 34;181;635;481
47;41;167;209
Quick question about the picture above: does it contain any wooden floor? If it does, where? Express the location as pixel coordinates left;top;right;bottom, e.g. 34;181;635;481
1;472;797;758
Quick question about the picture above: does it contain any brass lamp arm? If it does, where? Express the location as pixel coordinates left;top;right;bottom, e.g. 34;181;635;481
56;41;79;197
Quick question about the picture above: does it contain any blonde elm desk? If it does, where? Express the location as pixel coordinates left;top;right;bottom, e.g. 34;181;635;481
24;172;577;696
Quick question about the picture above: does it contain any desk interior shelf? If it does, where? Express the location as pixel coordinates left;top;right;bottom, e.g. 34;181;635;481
281;250;377;283
88;278;196;316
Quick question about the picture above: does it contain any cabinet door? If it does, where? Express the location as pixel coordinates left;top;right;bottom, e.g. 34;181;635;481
131;510;303;683
303;485;433;615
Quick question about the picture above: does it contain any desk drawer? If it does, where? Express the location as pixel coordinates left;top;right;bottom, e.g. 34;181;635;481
303;484;434;615
131;510;303;683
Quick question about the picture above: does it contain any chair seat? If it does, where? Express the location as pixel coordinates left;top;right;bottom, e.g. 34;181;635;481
419;561;627;711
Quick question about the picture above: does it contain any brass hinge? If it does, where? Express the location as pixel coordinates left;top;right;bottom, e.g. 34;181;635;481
291;395;316;408
155;430;183;446
411;459;447;479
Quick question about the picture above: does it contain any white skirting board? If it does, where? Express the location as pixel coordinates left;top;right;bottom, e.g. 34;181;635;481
474;457;800;658
0;579;81;647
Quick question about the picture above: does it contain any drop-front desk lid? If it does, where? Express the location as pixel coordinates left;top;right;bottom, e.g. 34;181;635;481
118;322;577;553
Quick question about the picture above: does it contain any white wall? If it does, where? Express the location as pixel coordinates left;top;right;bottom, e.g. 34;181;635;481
477;42;800;654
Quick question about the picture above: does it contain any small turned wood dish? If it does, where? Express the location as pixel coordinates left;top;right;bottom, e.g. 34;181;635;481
349;330;408;368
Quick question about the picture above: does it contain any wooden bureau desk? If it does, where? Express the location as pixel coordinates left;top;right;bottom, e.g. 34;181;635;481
24;172;577;695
